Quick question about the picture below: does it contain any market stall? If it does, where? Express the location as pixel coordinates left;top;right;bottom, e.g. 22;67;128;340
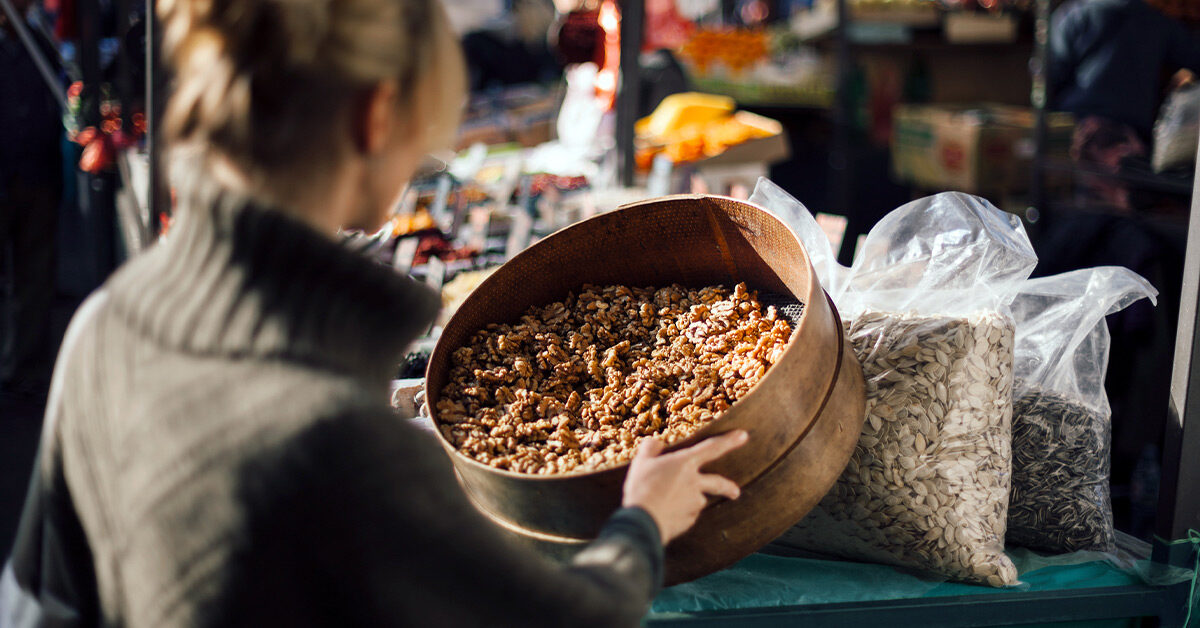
402;4;1200;621
396;181;1198;627
112;1;1200;624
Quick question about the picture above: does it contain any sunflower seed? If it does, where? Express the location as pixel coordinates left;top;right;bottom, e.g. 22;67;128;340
1007;385;1115;553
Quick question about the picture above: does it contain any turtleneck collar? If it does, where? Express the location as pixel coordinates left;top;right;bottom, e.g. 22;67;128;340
106;186;440;389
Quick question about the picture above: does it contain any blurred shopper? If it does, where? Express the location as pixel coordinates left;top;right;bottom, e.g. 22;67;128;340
1;0;744;626
459;0;561;91
1049;0;1200;210
0;0;62;399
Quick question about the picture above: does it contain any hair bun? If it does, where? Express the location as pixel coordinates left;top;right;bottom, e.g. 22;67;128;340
161;0;335;76
159;0;442;186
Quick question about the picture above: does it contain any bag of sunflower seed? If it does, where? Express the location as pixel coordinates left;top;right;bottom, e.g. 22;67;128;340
1007;267;1157;554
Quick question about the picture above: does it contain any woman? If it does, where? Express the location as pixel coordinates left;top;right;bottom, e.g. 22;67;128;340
0;0;746;625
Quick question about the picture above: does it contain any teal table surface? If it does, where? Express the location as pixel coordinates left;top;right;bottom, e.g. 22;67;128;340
650;548;1193;615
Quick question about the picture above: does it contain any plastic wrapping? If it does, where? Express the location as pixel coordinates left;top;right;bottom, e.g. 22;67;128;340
836;192;1038;318
747;178;846;298
1152;83;1200;173
1007;268;1157;554
763;189;1036;586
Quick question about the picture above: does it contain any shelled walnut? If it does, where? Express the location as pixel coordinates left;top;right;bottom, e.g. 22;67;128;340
436;282;794;474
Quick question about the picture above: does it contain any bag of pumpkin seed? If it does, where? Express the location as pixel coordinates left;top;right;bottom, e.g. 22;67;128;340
760;186;1035;586
1007;267;1156;554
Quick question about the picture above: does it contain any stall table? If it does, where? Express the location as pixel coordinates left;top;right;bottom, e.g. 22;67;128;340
645;542;1192;627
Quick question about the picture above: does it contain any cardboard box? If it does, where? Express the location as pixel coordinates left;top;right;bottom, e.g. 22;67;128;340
943;13;1018;44
891;104;1074;194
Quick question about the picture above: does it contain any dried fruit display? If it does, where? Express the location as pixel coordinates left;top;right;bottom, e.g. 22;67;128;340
783;311;1019;587
679;29;770;75
436;283;794;475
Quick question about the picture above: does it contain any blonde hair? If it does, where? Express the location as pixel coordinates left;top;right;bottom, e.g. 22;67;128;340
158;0;443;188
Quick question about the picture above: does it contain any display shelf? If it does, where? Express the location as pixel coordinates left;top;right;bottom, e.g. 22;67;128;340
847;39;1033;52
688;77;834;110
805;24;1033;51
734;102;832;116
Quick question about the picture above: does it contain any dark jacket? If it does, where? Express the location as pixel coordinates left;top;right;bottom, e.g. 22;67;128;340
0;15;62;191
1;185;662;626
1049;0;1200;139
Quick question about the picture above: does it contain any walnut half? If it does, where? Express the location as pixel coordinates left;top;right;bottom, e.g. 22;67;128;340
437;282;794;474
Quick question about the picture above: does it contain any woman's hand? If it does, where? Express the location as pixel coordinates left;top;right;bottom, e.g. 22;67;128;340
621;431;749;544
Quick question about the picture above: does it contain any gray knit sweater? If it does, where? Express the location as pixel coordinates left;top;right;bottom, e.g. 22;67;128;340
2;188;662;627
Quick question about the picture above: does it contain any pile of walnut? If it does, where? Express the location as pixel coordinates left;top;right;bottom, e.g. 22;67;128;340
436;282;794;474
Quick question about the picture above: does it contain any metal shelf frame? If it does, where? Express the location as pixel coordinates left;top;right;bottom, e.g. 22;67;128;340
1156;135;1200;546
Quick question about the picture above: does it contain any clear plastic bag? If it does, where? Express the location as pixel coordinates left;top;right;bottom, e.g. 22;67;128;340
747;177;846;298
1007;267;1157;554
763;188;1036;586
1152;83;1200;173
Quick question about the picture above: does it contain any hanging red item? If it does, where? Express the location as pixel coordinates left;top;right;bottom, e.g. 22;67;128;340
645;0;693;52
549;0;621;111
553;8;602;65
67;81;147;173
78;132;114;173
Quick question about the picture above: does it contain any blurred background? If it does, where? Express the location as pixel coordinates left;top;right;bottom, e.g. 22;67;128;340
2;0;1196;559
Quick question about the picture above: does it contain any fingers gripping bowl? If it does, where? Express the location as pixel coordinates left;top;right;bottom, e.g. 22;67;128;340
425;195;866;584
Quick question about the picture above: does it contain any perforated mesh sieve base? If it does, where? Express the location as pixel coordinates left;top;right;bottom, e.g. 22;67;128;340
759;292;807;328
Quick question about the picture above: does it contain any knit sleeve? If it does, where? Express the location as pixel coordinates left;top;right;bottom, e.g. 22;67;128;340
2;447;99;628
249;405;663;627
574;507;664;601
2;294;107;628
